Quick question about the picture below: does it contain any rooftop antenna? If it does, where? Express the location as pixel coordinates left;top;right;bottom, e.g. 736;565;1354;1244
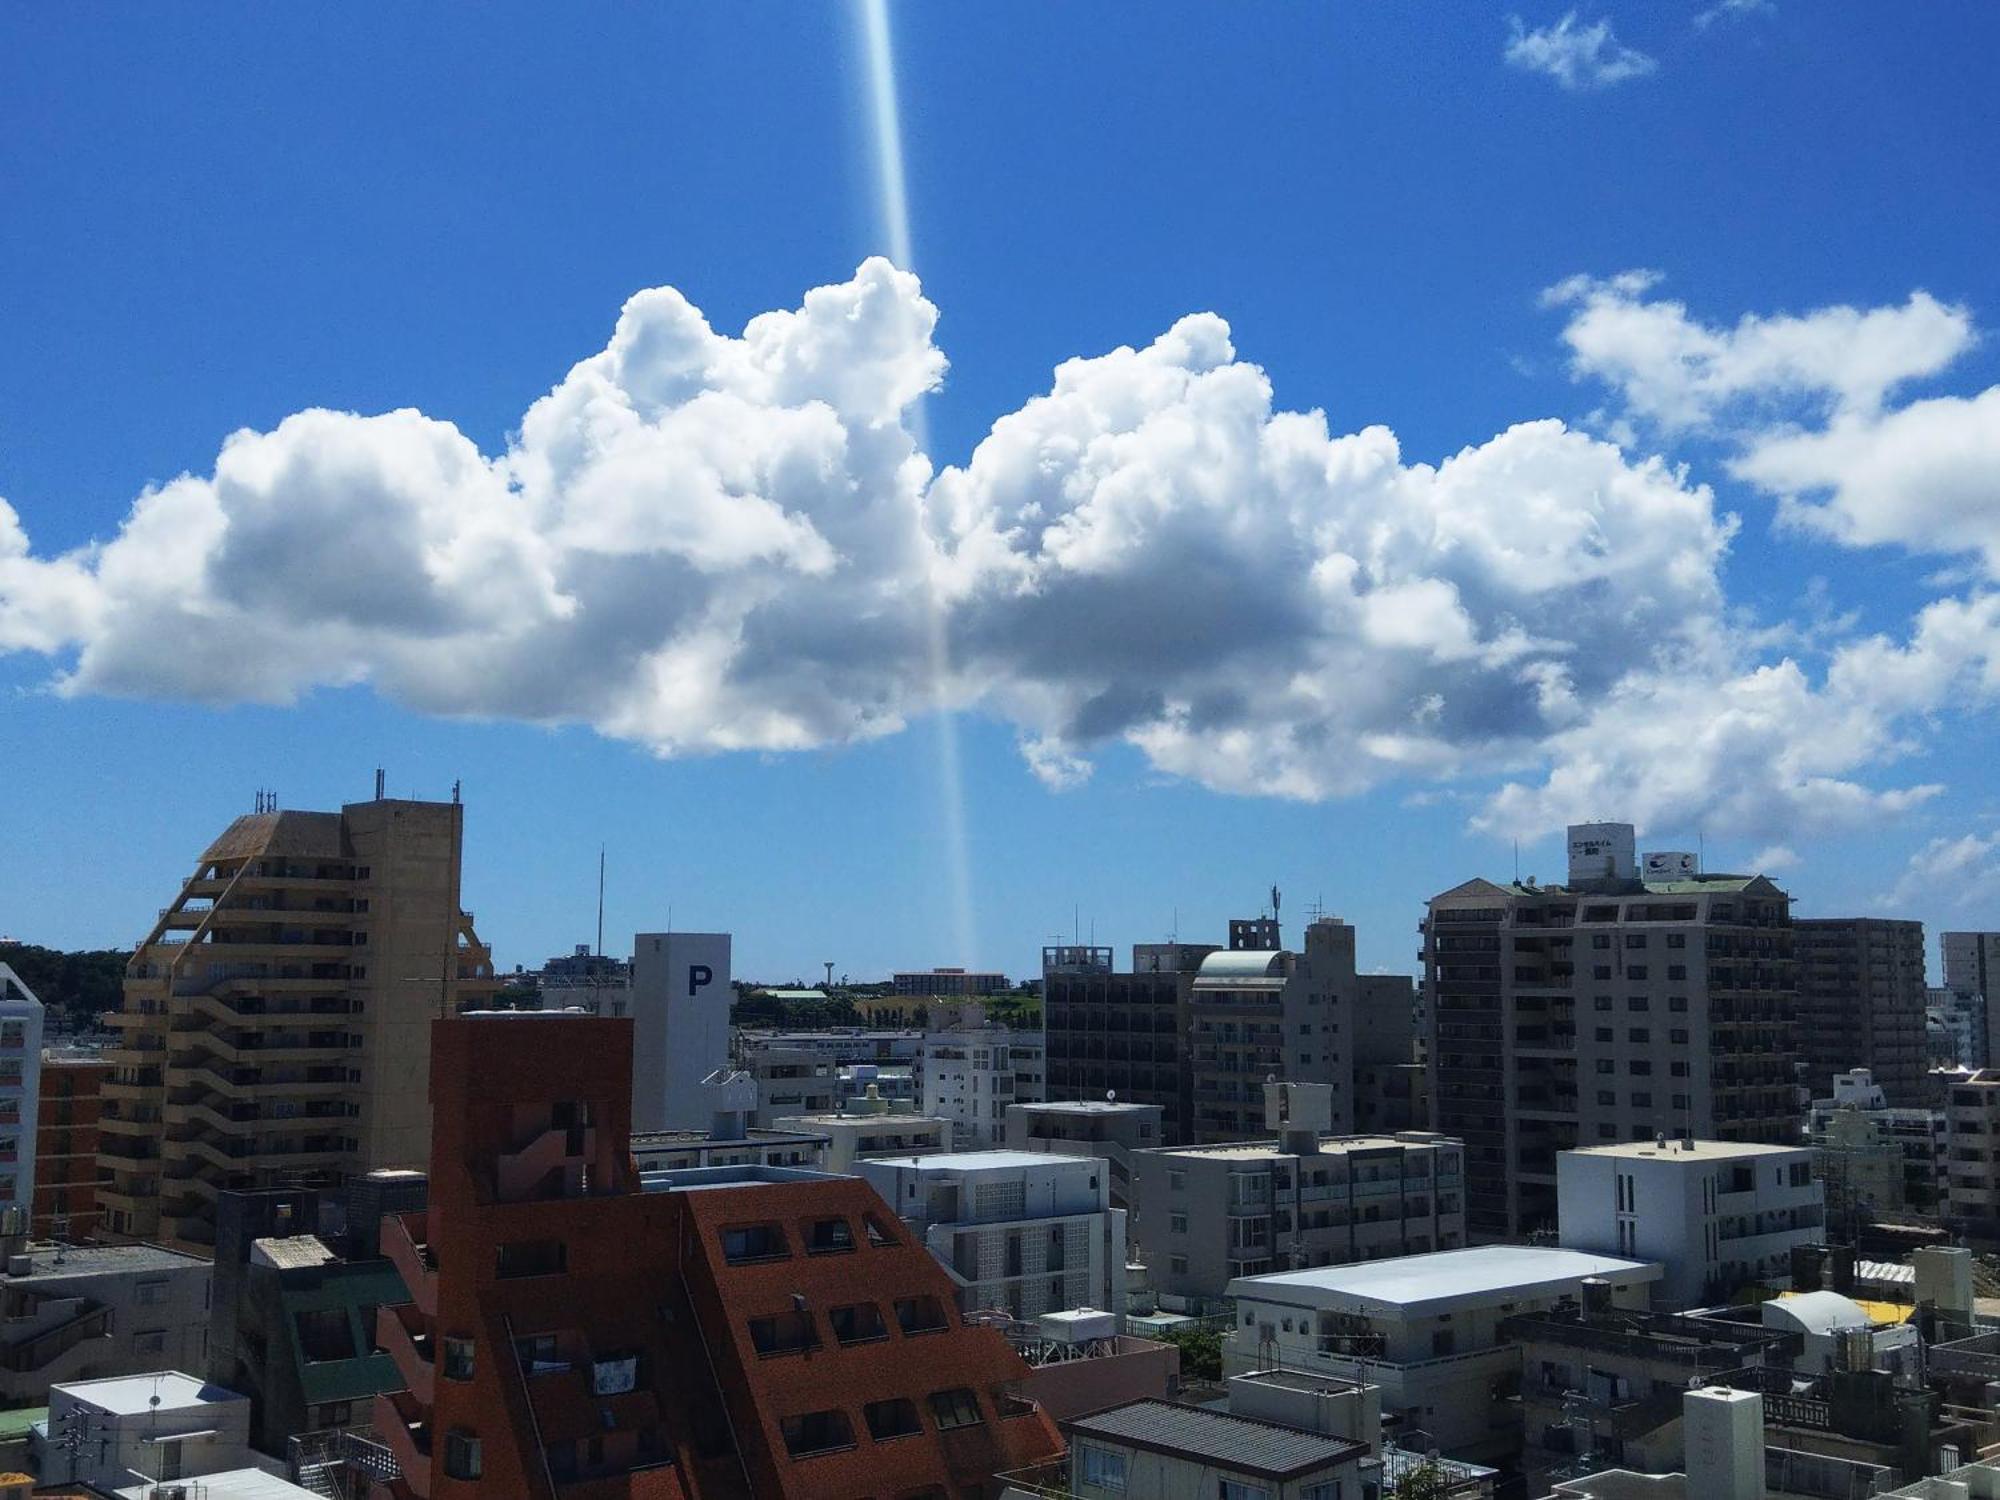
451;778;461;805
374;767;386;800
595;845;606;959
1514;839;1521;882
1171;905;1178;943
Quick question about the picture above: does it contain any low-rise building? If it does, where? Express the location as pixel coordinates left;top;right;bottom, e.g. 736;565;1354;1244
1225;1245;1660;1461
1942;1069;2000;1235
1557;1139;1824;1307
0;1242;211;1406
775;1088;951;1172
894;968;1010;999
1130;1083;1466;1310
1006;1099;1164;1209
1808;1069;1947;1222
32;1371;253;1492
858;1150;1128;1322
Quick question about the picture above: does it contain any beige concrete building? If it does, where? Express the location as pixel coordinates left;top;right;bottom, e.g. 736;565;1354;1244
101;796;496;1251
1795;918;1928;1105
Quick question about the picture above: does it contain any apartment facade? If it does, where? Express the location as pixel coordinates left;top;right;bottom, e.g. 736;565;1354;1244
1556;1140;1825;1307
1944;933;2000;1066
1807;1069;1946;1218
1942;1069;2000;1235
1042;943;1208;1146
921;1002;1046;1149
893;968;1009;998
1795;919;1929;1105
33;1049;107;1241
858;1150;1128;1323
1130;1083;1465;1309
1426;825;1798;1241
102;797;498;1251
0;967;45;1228
371;1010;1060;1499
0;1242;212;1406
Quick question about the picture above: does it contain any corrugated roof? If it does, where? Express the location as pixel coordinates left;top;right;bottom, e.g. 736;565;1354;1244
1066;1399;1368;1480
1195;951;1286;982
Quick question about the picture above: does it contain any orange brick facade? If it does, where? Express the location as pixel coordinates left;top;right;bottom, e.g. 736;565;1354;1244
33;1055;107;1241
372;1013;1062;1500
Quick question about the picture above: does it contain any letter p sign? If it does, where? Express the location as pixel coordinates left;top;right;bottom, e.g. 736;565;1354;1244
687;964;714;998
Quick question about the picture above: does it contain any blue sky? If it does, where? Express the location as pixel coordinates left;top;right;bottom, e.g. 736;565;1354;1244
4;4;1999;981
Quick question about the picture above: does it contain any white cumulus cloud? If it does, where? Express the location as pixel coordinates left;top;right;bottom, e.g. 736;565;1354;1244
1505;13;1658;91
3;261;1998;848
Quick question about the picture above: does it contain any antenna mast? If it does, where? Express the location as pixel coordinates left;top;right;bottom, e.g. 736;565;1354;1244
596;846;606;958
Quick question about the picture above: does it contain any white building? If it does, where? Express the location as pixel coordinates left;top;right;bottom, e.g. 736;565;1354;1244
0;966;44;1223
32;1370;253;1491
629;931;730;1133
921;1002;1045;1149
857;1149;1127;1322
1557;1139;1824;1308
1225;1245;1659;1460
1944;932;2000;1065
775;1087;952;1173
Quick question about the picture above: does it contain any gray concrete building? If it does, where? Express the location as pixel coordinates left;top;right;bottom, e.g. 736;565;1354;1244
1426;824;1799;1241
0;1241;212;1405
1944;933;2000;1065
1795;918;1928;1105
1042;944;1207;1145
1130;1083;1465;1310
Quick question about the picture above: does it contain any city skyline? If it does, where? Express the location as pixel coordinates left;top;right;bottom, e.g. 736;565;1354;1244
5;6;1999;978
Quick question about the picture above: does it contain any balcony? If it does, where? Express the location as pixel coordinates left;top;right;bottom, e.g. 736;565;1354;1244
373;1391;432;1500
377;1302;436;1406
384;1212;439;1319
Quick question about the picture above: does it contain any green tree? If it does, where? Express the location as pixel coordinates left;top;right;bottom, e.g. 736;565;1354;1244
1391;1458;1454;1500
1155;1327;1222;1381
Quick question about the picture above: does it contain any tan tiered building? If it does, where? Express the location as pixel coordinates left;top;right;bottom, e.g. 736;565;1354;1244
100;796;498;1252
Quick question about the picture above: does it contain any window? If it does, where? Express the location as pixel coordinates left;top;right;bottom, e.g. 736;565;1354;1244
1077;1444;1129;1490
805;1217;854;1254
928;1388;983;1430
1171;1254;1189;1275
1431;1330;1455;1356
1629;1060;1652;1076
1669;1029;1689;1044
1672;1093;1690;1109
830;1302;888;1345
495;1239;566;1279
1670;1061;1689;1077
1632;1092;1652;1108
1597;1123;1618;1139
444;1431;482;1481
442;1336;475;1381
1667;965;1687;981
1595;1060;1614;1074
295;1307;357;1362
780;1409;855;1457
1627;996;1649;1011
1170;1212;1189;1234
1220;1482;1273;1500
721;1224;787;1264
863;1213;896;1247
1596;1090;1615;1106
134;1330;166;1356
1594;996;1613;1011
515;1332;568;1374
1628;1027;1649;1043
894;1296;949;1335
135;1278;170;1307
865;1397;923;1440
1169;1170;1187;1192
1593;935;1611;949
1624;935;1647;949
1669;996;1688;1012
1594;1027;1613;1043
747;1312;818;1357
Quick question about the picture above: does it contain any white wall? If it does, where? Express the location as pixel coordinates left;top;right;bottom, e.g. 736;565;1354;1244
0;967;45;1221
630;932;731;1133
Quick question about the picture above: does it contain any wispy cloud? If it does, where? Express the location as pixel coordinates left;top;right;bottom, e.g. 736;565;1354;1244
1695;0;1774;31
1505;12;1658;91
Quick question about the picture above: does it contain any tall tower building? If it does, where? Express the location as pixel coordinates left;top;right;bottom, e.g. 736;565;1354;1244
100;795;497;1251
1425;826;1798;1241
1943;932;2000;1064
1794;918;1928;1105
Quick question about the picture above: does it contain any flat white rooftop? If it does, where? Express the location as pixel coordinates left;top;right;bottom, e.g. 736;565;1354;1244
1018;1100;1159;1115
116;1470;317;1500
1230;1245;1659;1318
58;1370;243;1416
865;1149;1085;1172
1567;1139;1806;1163
1158;1134;1448;1160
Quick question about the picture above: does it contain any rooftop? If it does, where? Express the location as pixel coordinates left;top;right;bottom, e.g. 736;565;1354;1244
639;1163;845;1194
630;1126;832;1148
1567;1139;1806;1163
1156;1133;1451;1161
1232;1245;1659;1317
252;1235;337;1271
1195;950;1287;983
57;1370;242;1416
863;1149;1091;1173
772;1111;946;1130
115;1469;321;1500
1014;1100;1160;1116
1065;1398;1368;1480
4;1242;208;1282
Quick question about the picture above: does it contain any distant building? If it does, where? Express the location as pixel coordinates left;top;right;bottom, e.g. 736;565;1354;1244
630;1070;831;1174
1557;1139;1824;1307
1355;973;1429;1134
1226;1245;1659;1462
1005;1099;1164;1209
858;1150;1127;1322
1944;933;2000;1065
893;968;1009;998
1130;1083;1466;1311
775;1089;951;1173
630;931;731;1133
922;1001;1045;1149
1930;986;1986;1069
1806;1068;1946;1219
1042;943;1204;1145
1426;823;1800;1241
0;966;44;1228
0;1240;212;1406
1795;919;1928;1105
1942;1068;2000;1234
102;796;499;1251
33;1047;104;1241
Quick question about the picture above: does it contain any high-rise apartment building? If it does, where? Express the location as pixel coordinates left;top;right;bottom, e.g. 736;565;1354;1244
1425;824;1798;1241
101;795;497;1251
1944;932;2000;1064
1794;918;1929;1104
33;1048;107;1240
0;966;45;1229
1042;943;1207;1144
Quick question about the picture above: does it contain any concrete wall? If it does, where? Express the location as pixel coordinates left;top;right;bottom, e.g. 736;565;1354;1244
630;932;731;1133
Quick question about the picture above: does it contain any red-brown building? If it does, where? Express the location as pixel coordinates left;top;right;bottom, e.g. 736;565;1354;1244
372;1012;1063;1500
33;1050;107;1241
